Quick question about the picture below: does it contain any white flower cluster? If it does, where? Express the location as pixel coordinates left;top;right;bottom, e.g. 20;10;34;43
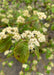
37;12;47;20
33;10;46;20
42;23;50;33
2;27;18;34
12;33;21;43
8;9;13;13
4;50;12;55
16;16;25;23
7;14;13;18
22;64;28;69
42;27;47;33
27;5;32;10
0;8;13;24
0;13;6;17
1;18;9;24
21;30;46;52
0;27;46;52
33;10;38;15
0;27;21;43
23;10;31;17
44;23;50;28
0;32;8;39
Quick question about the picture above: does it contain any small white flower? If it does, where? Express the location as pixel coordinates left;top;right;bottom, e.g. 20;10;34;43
44;23;50;27
42;27;47;32
42;48;46;52
29;38;40;46
39;73;43;75
22;64;28;69
33;60;38;65
19;71;23;75
52;4;54;7
7;14;13;18
38;56;42;60
23;10;31;17
0;70;4;75
50;62;54;67
32;30;38;35
47;66;51;70
28;44;34;50
9;50;12;53
12;33;21;41
2;62;6;66
27;5;32;10
38;34;46;42
21;33;27;38
32;65;36;71
37;12;46;20
4;50;10;55
0;32;8;39
12;40;15;43
18;10;21;13
25;30;31;35
27;33;34;38
8;62;13;66
8;10;13;13
26;72;31;75
33;10;38;15
17;16;25;23
12;27;18;33
48;54;54;60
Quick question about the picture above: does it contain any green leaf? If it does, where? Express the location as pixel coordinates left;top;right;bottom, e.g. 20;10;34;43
51;25;54;30
24;65;30;71
51;7;54;13
0;37;12;53
14;40;29;63
46;70;50;74
41;0;45;3
34;45;40;59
